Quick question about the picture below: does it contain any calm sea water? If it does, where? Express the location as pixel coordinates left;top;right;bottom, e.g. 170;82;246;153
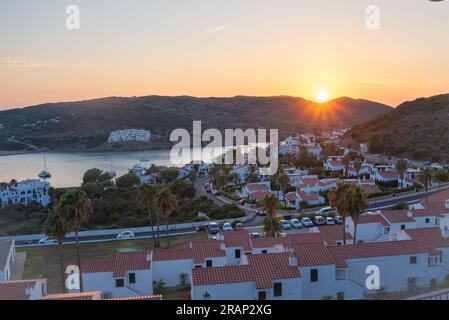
0;150;178;188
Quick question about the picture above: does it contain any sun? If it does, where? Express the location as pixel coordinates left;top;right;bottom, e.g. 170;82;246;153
315;89;330;103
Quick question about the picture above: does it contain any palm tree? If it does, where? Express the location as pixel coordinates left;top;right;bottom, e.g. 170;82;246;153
420;168;433;203
137;184;158;247
329;183;351;244
262;194;281;237
155;188;177;248
342;155;351;176
396;159;408;189
354;158;363;178
348;185;368;244
45;205;69;293
59;188;93;292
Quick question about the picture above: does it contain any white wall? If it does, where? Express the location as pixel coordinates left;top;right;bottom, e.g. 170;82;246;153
192;282;256;300
301;265;337;300
152;259;192;287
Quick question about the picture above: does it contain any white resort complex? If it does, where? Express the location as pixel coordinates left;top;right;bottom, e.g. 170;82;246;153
107;129;151;144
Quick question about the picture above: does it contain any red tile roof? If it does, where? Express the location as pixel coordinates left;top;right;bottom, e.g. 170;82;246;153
381;210;416;224
0;280;44;300
328;240;427;268
360;184;381;195
41;291;102;300
191;240;226;264
378;170;398;179
249;191;272;201
316;225;353;244
152;248;192;261
297;191;321;202
427;189;449;204
80;251;151;277
246;183;270;193
192;253;300;289
293;242;336;267
223;231;252;252
106;295;163;300
356;214;390;226
406;228;449;255
300;178;320;187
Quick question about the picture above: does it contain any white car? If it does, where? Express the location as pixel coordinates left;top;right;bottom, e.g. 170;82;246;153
313;215;327;226
317;207;334;215
290;219;303;229
117;231;135;240
38;237;58;245
325;217;335;225
301;217;314;228
279;220;291;230
222;223;233;232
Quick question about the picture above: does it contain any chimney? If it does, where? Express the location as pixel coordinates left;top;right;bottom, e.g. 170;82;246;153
146;252;152;262
25;285;33;296
289;254;298;267
406;211;413;218
220;242;226;251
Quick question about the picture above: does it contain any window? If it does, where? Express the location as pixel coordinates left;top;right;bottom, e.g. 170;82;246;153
425;218;430;224
195;265;202;268
115;278;124;287
273;283;282;297
410;256;417;264
235;249;241;259
262;250;268;254
439;251;443;263
206;260;213;268
129;273;136;284
258;291;267;300
401;225;406;230
310;269;318;282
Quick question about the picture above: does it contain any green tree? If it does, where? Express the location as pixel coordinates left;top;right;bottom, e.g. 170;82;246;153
342;155;351;175
354;158;363;177
155;188;178;248
82;168;111;185
261;194;281;237
328;184;351;244
187;170;197;185
59;189;93;292
434;169;449;189
137;184;158;247
369;133;384;154
396;159;408;189
45;205;69;293
420;168;433;203
116;173;140;188
348;185;368;243
161;168;179;183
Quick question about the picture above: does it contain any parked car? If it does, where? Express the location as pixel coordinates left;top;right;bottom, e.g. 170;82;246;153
208;222;220;234
251;232;261;238
222;223;233;232
283;214;293;221
38;237;58;245
256;210;267;217
333;215;343;225
301;217;314;228
317;207;334;215
213;190;222;196
279;220;291;230
235;223;244;231
117;231;135;240
325;217;335;225
290;219;303;229
206;187;212;193
313;216;326;226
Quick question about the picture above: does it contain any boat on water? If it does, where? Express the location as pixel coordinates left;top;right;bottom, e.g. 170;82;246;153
38;154;52;179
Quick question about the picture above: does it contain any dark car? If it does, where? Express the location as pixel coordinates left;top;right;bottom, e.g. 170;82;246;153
256;210;267;217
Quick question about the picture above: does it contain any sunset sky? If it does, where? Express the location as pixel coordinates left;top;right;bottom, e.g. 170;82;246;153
0;0;448;110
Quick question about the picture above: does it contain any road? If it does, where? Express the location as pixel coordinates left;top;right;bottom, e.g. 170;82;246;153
9;178;449;248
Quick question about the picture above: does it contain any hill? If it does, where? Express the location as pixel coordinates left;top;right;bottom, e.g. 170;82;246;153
346;94;449;162
0;95;391;152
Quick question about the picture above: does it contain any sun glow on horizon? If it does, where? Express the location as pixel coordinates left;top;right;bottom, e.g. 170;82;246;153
315;89;330;103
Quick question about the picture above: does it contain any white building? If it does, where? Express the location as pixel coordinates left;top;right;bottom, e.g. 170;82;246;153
107;129;151;144
0;240;15;282
0;179;50;208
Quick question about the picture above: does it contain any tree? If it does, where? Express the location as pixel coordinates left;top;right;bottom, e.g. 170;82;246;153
145;164;160;175
354;158;363;177
434;169;449;189
246;164;260;183
82;168;111;185
369;133;384;154
137;184;158;247
420;168;433;203
116;173;140;188
396;159;408;189
342;155;351;175
347;185;368;244
277;174;290;206
261;194;281;237
59;189;93;292
154;188;177;248
187;170;197;185
45;206;69;293
328;184;351;244
161;168;179;183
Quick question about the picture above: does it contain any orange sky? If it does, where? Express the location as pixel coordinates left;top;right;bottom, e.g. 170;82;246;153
1;0;448;109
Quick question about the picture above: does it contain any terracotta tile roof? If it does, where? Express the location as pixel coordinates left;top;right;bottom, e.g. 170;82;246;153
316;225;353;243
378;170;398;179
360;184;381;195
249;191;272;201
421;202;449;215
406;228;449;255
80;252;151;277
191;240;225;264
381;210;416;224
192;253;300;289
297;191;321;202
328;240;427;268
223;231;252;252
246;183;270;193
410;208;440;217
0;279;44;300
41;291;102;300
152;248;192;261
300;178;319;187
427;189;449;204
293;242;336;267
319;179;339;187
356;214;390;226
